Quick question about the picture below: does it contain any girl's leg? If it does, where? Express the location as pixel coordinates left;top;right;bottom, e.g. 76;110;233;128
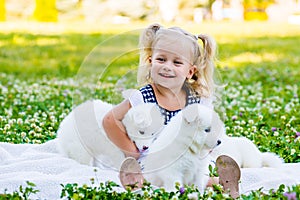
216;155;241;199
119;155;241;199
119;157;144;190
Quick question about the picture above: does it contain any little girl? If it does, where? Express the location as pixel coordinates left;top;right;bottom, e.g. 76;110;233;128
102;23;240;198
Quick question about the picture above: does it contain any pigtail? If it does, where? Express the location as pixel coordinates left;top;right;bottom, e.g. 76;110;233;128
137;23;162;85
193;34;217;97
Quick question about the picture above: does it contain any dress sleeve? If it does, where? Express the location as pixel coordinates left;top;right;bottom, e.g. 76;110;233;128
122;89;144;107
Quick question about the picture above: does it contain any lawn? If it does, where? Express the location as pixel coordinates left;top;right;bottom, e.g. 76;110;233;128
0;21;299;199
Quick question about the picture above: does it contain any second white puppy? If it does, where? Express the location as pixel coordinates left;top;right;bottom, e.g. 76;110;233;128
209;133;284;168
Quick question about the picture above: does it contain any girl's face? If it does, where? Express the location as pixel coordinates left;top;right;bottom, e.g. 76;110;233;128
150;37;196;91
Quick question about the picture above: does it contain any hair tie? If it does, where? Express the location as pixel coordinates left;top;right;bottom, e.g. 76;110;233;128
151;24;161;33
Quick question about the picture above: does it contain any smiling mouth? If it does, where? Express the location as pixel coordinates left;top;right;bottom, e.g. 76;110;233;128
159;73;176;78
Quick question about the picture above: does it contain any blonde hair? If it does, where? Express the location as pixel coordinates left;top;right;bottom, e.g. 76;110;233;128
137;23;217;98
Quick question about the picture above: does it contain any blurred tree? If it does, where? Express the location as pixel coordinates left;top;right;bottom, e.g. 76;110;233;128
0;0;5;21
34;0;57;22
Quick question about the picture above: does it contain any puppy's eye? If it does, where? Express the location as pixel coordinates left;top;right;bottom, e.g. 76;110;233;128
205;127;211;133
139;131;145;135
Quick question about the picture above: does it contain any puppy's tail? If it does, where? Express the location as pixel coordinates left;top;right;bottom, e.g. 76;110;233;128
261;152;284;167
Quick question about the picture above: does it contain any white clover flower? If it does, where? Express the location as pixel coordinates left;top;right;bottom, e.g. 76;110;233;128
4;124;10;131
257;96;262;101
248;119;254;124
50;115;56;122
274;131;279;137
50;131;56;137
285;105;291;113
59;113;67;119
274;108;280;113
187;192;198;200
222;193;230;198
21;132;26;138
291;149;296;155
33;139;41;144
9;119;16;125
24;118;30;124
29;130;35;135
17;118;23;125
269;108;274;113
288;116;296;123
281;115;286;120
35;126;42;133
79;193;85;198
42;112;47;118
171;196;179;200
205;186;214;193
19;111;26;116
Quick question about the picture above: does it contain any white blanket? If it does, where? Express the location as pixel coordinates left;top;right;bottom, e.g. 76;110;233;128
0;139;299;199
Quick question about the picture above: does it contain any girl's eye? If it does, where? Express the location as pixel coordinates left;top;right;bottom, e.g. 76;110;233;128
157;58;165;62
174;61;183;65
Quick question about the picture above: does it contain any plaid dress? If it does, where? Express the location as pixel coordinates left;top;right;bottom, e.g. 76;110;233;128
139;84;201;125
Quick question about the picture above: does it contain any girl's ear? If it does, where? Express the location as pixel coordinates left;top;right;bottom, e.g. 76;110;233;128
187;65;197;79
148;56;152;63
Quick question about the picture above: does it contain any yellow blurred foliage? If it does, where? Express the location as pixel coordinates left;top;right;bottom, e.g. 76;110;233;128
0;0;5;21
33;0;57;22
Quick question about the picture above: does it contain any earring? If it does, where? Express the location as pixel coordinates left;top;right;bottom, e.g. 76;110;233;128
187;78;195;84
146;70;152;81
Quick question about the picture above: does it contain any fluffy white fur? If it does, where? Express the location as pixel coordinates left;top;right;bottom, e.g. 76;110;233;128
143;104;222;192
122;102;164;151
209;134;284;168
56;100;164;169
142;103;283;191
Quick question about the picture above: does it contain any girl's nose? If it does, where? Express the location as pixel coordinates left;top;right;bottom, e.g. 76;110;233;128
162;61;172;71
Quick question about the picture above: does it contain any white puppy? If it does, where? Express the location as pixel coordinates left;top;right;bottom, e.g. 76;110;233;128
122;103;164;152
209;132;284;168
143;104;222;192
56;100;164;170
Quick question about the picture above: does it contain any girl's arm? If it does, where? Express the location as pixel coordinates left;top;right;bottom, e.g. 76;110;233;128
102;99;140;159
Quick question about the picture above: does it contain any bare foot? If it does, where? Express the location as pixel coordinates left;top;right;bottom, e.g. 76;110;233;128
216;155;241;199
119;157;144;190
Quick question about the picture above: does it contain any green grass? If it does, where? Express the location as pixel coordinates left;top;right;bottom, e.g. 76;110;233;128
0;21;299;199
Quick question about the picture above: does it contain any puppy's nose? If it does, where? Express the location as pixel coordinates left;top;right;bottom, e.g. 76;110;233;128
139;131;145;135
217;140;221;146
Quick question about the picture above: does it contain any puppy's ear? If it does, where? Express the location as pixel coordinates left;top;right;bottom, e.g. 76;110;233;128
182;104;199;123
150;104;164;126
133;111;147;127
122;89;140;99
